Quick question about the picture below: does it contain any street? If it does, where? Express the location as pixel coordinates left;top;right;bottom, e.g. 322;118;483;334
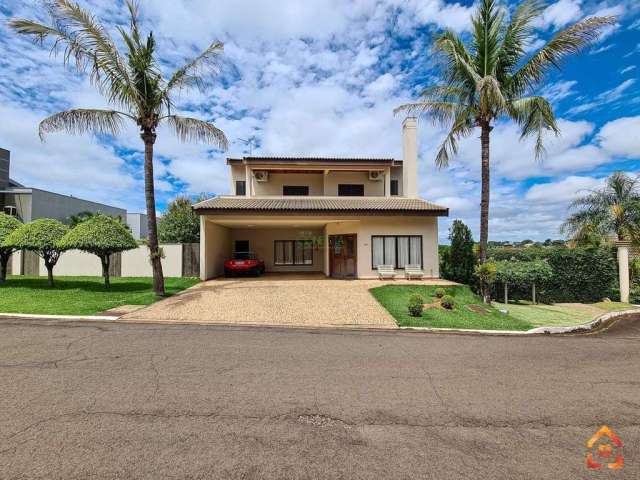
1;316;639;479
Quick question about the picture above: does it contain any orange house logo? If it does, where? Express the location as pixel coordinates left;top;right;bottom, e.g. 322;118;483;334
586;426;624;470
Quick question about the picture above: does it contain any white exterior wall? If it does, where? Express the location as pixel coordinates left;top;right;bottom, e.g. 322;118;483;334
200;218;231;280
121;244;183;277
47;250;103;276
323;171;384;196
252;173;324;196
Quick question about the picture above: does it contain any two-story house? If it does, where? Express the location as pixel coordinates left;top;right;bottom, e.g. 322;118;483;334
194;117;449;279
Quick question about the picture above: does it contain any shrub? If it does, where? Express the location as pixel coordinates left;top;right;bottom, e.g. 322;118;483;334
0;213;22;283
407;293;425;317
440;295;455;310
475;262;497;303
3;219;68;287
58;214;138;288
439;245;451;279
158;196;203;243
434;287;446;298
446;220;476;284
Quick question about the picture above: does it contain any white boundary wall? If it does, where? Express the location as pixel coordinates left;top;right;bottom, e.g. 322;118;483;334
9;244;193;278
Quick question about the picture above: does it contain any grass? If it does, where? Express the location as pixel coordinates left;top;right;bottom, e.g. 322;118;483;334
591;301;638;312
370;284;533;331
0;276;200;315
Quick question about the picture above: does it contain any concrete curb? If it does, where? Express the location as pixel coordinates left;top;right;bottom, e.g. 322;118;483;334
0;312;119;322
525;308;640;335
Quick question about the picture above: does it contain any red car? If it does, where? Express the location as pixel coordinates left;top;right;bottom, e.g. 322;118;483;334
224;252;266;277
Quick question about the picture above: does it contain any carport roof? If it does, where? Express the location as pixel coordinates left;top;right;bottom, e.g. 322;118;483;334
193;196;448;216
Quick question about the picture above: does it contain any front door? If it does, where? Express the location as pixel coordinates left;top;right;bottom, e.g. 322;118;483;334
329;234;357;278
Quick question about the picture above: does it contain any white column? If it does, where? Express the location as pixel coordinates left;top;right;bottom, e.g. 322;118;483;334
245;165;251;197
384;167;391;197
402;117;418;198
617;240;631;303
199;216;207;280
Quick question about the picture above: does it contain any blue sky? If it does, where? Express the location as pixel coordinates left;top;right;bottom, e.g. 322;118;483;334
0;0;638;242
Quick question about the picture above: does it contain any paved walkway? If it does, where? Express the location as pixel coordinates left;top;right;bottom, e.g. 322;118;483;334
122;274;457;328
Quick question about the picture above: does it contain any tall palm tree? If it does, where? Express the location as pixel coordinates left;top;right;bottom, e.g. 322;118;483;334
9;0;228;296
562;171;640;244
396;0;614;262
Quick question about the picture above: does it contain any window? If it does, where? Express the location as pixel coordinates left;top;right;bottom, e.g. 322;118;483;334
371;235;422;269
338;184;365;196
390;179;399;196
274;240;313;265
235;180;246;196
234;240;249;253
283;185;309;196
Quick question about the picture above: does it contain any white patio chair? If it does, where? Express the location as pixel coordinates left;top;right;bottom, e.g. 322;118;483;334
377;265;397;279
404;264;424;280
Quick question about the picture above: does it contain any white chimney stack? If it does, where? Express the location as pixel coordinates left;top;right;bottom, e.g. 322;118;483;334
402;117;418;198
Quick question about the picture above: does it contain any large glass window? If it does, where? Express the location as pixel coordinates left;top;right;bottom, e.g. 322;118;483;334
274;240;313;265
235;180;246;196
283;185;309;196
338;184;365;196
371;235;423;268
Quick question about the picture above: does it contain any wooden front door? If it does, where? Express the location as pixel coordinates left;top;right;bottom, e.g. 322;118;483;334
329;234;357;278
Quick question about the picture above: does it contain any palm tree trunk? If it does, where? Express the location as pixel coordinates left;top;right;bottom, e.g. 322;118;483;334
141;129;165;296
479;121;491;263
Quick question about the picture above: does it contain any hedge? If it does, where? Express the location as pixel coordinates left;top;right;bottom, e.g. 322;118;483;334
488;246;617;303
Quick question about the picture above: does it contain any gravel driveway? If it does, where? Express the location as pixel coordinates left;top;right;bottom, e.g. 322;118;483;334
122;274;455;328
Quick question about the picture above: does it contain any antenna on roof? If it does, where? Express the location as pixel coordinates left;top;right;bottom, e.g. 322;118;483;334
236;137;256;157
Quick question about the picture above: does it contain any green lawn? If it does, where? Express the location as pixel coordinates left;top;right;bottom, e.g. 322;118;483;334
0;276;200;315
370;284;533;331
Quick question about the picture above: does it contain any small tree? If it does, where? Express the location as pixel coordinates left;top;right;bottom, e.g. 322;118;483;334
520;260;553;304
158;196;202;244
58;214;137;288
3;219;68;287
475;262;496;303
448;220;476;284
0;213;22;284
495;260;520;305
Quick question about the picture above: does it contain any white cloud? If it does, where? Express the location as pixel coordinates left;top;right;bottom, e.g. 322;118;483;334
525;175;603;204
620;65;636;74
540;80;578;102
598;116;640;158
567;79;636;114
536;0;583;30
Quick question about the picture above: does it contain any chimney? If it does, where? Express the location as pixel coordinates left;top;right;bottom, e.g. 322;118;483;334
402;117;418;198
0;148;9;190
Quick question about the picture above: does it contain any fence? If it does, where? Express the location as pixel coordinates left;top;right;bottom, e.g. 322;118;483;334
8;243;200;278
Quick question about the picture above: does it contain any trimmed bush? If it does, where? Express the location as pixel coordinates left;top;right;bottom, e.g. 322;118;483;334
446;220;476;284
58;214;138;288
434;287;446;298
440;295;455;310
475;262;497;303
0;213;22;283
3;219;68;287
407;293;425;317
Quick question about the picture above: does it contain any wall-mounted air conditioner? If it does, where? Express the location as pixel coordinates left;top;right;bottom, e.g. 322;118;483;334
254;170;269;182
368;170;384;181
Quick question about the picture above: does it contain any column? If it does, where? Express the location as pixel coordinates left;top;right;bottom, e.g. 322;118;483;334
617;240;631;303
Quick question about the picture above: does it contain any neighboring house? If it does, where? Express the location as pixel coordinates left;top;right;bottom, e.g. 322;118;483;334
194;118;449;279
127;212;148;240
0;148;126;223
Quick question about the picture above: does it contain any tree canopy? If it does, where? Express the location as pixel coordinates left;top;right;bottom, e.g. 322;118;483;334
158;196;202;244
3;219;69;287
0;213;22;283
447;220;476;284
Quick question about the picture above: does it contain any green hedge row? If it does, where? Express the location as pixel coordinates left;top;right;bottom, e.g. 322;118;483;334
487;246;618;303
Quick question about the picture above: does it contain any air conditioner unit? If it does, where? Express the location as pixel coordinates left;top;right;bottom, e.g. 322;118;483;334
254;170;269;182
368;170;384;181
3;205;17;217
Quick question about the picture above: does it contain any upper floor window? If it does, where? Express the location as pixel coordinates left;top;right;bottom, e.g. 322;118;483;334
235;180;246;196
283;185;309;196
390;179;399;196
338;184;364;196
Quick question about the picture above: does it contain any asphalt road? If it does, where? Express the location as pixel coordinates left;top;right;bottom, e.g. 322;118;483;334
1;316;639;479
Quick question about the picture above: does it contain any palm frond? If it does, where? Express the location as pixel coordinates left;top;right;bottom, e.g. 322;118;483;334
434;31;481;88
165;41;224;96
394;100;468;126
497;0;545;75
166;115;228;149
434;107;477;168
39;109;128;140
508;96;559;160
509;16;616;95
472;0;505;77
477;75;506;117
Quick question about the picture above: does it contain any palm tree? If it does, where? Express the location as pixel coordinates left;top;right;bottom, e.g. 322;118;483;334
395;0;614;263
9;0;228;296
562;172;640;244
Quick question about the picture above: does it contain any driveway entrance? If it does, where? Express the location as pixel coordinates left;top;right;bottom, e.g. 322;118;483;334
122;274;399;328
